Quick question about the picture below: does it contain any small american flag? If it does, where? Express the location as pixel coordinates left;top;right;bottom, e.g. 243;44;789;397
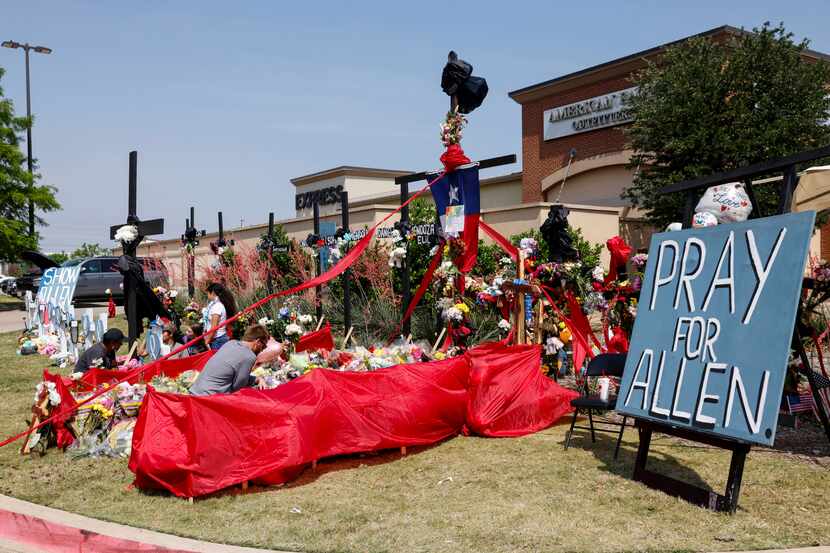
787;392;816;415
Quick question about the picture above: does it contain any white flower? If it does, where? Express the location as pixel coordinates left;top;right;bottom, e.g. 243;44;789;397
168;290;178;298
545;336;565;355
439;261;454;273
444;307;463;322
388;247;407;268
34;382;61;406
329;246;342;261
298;314;313;325
498;319;511;331
114;224;138;244
429;245;439;256
519;237;537;252
436;297;455;310
258;317;273;326
285;323;303;336
592;266;605;281
499;256;513;266
104;288;112;295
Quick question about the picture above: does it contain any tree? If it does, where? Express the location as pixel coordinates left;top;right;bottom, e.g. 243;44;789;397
70;243;110;259
623;23;830;229
0;67;60;261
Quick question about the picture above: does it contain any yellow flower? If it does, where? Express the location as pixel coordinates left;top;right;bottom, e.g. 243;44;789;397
558;322;566;330
433;351;446;360
454;303;470;314
443;245;449;256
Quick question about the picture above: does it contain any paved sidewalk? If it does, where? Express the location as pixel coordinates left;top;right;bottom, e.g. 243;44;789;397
0;495;294;553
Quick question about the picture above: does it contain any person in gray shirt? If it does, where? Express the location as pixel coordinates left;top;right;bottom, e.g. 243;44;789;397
189;324;270;396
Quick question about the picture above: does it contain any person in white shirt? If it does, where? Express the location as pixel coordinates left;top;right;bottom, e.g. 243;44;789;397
203;282;237;350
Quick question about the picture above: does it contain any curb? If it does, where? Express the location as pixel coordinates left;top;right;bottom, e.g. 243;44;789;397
0;494;295;553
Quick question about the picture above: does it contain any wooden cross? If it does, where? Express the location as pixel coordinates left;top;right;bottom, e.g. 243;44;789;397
108;151;165;346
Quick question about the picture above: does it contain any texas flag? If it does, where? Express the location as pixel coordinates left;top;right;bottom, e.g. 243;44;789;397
430;165;480;273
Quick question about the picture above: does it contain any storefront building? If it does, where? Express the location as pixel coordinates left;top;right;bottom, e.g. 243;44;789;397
137;25;829;287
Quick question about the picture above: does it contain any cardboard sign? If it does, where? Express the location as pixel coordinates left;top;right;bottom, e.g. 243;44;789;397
36;265;81;311
615;212;814;446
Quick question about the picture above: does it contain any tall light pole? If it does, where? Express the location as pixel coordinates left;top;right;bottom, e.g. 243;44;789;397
1;40;52;237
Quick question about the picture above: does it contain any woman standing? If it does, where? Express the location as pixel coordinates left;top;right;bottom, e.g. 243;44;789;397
203;282;237;350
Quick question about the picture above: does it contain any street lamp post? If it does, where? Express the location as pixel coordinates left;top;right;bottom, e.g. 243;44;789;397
1;40;52;237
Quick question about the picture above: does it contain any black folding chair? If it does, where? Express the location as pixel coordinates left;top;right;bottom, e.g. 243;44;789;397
564;352;628;459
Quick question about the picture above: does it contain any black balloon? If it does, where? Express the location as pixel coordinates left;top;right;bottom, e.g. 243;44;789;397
540;205;577;263
441;51;488;114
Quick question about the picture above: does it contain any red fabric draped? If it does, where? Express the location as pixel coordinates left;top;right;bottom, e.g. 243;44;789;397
440;144;471;173
41;371;78;449
540;287;595;374
604;236;633;285
607;326;630;354
129;344;576;498
463;342;578;437
296;323;335;352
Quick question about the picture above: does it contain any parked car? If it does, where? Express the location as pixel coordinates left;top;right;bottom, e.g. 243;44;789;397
17;252;169;303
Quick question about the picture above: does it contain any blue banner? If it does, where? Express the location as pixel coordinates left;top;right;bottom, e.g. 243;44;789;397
615;212;815;446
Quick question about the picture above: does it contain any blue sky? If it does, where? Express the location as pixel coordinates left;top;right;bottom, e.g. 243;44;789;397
2;1;830;252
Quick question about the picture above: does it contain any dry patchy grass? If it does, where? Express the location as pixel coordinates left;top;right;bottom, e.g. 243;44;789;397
0;327;828;552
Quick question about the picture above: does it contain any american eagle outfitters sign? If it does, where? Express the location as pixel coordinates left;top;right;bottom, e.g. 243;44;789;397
615;211;814;446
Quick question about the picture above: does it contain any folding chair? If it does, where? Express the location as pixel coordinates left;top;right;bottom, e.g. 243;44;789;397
564;352;628;459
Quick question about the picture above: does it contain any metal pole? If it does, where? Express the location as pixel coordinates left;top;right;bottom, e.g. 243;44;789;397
313;202;322;321
24;46;34;237
267;212;274;294
341;191;351;333
218;211;224;241
400;181;411;336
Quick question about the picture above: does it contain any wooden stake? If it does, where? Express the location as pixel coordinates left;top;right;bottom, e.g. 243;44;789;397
401;446;407;456
187;497;194;504
343;326;354;348
316;316;325;332
432;327;447;353
126;339;140;361
405;333;412;344
535;299;544;345
516;250;526;345
241;480;249;491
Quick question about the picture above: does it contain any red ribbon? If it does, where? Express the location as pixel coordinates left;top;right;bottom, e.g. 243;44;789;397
480;219;518;261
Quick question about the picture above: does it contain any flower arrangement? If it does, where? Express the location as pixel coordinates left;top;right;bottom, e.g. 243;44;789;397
34;382;61;407
440;109;467;147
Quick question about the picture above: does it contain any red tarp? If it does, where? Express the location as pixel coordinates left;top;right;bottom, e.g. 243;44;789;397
465;343;578;437
295;323;335;352
128;344;577;498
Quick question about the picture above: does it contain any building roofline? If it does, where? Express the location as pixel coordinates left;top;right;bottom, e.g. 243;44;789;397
290;165;413;186
508;25;830;104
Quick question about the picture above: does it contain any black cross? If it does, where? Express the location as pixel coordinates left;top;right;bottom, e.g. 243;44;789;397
108;151;165;346
181;206;205;298
108;151;164;256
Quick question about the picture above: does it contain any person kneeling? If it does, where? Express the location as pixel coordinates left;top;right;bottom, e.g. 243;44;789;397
189;324;269;396
75;328;125;373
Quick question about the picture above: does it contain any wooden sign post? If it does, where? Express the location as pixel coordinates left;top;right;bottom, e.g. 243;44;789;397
109;151;165;347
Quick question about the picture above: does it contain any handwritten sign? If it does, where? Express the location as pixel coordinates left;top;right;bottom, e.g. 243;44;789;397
615;212;815;446
36;265;81;311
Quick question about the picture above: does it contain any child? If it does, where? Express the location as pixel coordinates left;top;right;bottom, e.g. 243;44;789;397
185;323;209;356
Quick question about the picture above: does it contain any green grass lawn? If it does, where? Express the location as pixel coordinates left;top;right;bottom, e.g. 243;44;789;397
0;295;23;312
0;326;828;552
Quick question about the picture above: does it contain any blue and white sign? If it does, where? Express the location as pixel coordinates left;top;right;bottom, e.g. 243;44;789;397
36;265;81;311
616;212;815;446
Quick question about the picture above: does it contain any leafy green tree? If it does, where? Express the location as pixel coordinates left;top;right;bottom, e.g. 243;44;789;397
623;23;830;229
49;251;69;265
0;66;60;260
70;242;110;259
